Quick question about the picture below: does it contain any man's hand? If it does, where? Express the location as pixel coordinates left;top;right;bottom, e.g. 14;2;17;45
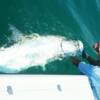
70;56;81;67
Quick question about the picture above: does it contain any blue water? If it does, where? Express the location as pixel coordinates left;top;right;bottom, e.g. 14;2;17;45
0;0;100;74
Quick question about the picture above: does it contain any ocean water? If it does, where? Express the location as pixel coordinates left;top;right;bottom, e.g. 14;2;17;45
0;0;100;74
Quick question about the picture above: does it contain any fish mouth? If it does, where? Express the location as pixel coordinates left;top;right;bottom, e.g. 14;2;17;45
60;40;84;56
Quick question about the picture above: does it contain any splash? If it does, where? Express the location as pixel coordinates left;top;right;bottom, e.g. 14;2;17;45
0;26;83;73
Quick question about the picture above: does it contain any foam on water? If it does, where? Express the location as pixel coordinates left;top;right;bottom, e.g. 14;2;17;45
0;25;83;73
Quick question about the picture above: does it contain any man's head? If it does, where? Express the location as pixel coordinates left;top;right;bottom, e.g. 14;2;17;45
93;42;100;55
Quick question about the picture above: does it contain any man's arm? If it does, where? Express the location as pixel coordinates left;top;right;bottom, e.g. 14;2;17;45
86;55;100;66
70;57;81;67
82;50;100;66
70;57;93;76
